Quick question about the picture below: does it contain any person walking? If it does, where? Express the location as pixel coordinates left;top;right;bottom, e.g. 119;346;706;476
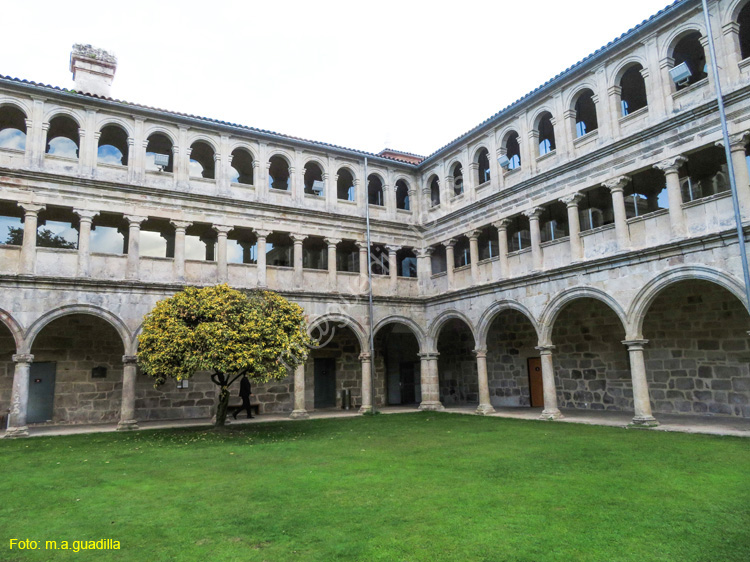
233;376;254;419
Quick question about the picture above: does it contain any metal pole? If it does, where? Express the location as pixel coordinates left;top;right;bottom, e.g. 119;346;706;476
702;0;750;312
364;157;376;413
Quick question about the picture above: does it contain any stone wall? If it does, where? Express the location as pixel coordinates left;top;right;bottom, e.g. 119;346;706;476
135;372;219;421
438;319;478;405
486;310;536;407
644;280;750;418
552;299;632;411
0;326;16;424
307;327;365;410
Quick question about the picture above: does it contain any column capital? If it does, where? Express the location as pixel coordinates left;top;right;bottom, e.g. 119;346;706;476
418;352;439;360
473;348;488;358
19;203;45;215
354;239;368;250
12;353;34;364
602;176;630;192
122;355;138;364
170;220;192;231
73;209;99;221
493;218;510;231
324;237;342;247
125;215;147;226
415;246;434;258
728;132;750;151
385;244;400;254
444;238;457;249
468;229;481;240
290;233;306;244
535;345;555;355
559;193;584;207
523;206;544;219
359;352;372;361
622;339;649;350
653;155;687;174
212;224;233;235
254;228;272;238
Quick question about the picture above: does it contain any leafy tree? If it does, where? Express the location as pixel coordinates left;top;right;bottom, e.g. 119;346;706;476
5;226;77;249
137;284;314;426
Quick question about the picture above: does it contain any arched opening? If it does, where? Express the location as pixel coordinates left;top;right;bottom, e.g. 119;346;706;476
672;32;707;90
230;148;254;185
620;64;648;116
337;168;355;201
368;174;384;206
309;324;363;409
189;141;216;179
740;3;750;60
268;155;290;191
431;244;447;274
476;148;490;185
642;280;750;418
453;236;471;268
624;168;668;218
46;115;79;159
574;89;598;137
139;218;173;258
437;318;477;407
0;320;18;422
370;244;389;275
0;105;27;151
0;201;24;246
303;162;324;196
29;313;126;424
429;175;440;207
451;163;464;196
375;323;421;406
395;179;410;210
485;309;538;407
537;112;556;156
506;132;521;170
578;186;615;231
551;298;630;413
145;133;174;173
184;223;217;261
97;124;128;166
36;206;79;250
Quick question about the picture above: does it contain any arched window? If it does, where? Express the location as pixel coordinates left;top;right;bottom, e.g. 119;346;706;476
145;133;174;172
506;132;521;170
672;32;707;90
0;106;27;151
97;124;128;166
46;115;79;159
476;148;490;184
574;89;598;137
620;64;648;116
304;162;324;196
429;175;440;207
189;141;215;179
396;179;410;210
337;168;355;201
451;163;464;196
368;174;384;206
740;3;750;60
230;148;254;185
268;155;289;190
537;112;556;156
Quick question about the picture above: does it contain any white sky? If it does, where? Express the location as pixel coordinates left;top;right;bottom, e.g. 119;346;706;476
1;0;675;157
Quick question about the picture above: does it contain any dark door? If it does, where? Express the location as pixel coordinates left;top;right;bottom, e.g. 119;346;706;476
314;358;336;408
400;362;416;404
27;362;56;423
528;357;544;407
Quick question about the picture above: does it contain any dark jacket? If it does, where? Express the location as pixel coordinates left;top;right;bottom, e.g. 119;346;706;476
239;377;251;398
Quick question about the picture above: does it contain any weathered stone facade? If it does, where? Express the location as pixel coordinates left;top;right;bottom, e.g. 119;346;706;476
486;310;536;407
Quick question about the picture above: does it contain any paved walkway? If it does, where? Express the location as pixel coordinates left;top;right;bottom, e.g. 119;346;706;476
3;405;749;439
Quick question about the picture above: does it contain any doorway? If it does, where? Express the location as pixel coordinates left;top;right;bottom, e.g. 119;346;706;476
27;362;56;423
314;358;336;408
527;357;544;407
388;362;419;405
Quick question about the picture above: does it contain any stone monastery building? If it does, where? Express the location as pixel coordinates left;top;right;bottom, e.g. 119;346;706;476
2;0;750;437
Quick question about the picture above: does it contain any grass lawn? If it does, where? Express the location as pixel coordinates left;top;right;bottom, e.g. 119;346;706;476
1;413;749;562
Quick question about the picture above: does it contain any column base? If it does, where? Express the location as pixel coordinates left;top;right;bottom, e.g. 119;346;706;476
418;401;445;411
630;415;659;427
359;405;373;414
3;425;29;438
289;409;310;420
116;419;139;431
476;403;495;415
540;408;563;420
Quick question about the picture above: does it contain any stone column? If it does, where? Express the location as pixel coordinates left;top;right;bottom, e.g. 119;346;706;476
386;244;399;293
560;193;584;262
125;215;147;280
213;224;232;283
291;233;305;288
474;348;495;415
359;352;372;413
255;229;271;287
170;220;191;282
493;219;510;279
602;176;631;250
117;355;139;430
468;229;480;284
290;363;309;419
5;354;34;438
325;237;340;292
623;340;658;427
653;156;688;238
19;203;45;275
445;239;456;289
418;352;444;411
728;133;750;215
524;207;544;271
415;247;433;294
73;209;98;277
356;240;369;293
535;345;562;420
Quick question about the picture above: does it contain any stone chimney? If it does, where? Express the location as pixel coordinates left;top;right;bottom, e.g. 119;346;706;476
69;44;117;97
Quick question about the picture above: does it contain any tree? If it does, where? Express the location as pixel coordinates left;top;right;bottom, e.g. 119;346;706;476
137;284;314;427
5;226;77;249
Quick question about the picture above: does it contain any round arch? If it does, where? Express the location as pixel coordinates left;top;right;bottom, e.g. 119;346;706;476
227;140;256;158
729;0;750;23
662;24;706;60
95;117;134;138
539;287;627;345
472;144;490;163
335;163;358;180
373;315;427;352
0;307;24;353
530;107;556;129
0;99;31;119
497;125;521;148
143;126;178;146
308;313;368;352
187;133;219;153
565;83;598;112
43;108;83;127
303;157;327;174
366;170;387;185
476;300;541;349
427;310;477;352
268;151;293;167
611;56;649;86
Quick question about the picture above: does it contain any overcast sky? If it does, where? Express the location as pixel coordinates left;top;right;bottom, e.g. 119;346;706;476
2;0;676;157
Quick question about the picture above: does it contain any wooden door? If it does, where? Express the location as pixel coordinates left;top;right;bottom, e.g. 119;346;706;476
314;358;336;408
28;362;56;423
527;357;544;407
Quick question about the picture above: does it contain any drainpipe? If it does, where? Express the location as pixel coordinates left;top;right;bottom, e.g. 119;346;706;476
364;157;376;413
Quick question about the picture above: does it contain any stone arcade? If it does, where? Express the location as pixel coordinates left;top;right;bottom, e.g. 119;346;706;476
2;0;750;437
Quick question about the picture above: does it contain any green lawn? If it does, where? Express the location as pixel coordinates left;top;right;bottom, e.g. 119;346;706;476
1;413;748;562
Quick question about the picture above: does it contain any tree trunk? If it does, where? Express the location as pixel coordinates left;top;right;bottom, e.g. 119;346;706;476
215;385;230;427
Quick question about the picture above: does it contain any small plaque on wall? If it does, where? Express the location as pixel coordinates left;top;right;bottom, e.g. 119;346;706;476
91;366;107;379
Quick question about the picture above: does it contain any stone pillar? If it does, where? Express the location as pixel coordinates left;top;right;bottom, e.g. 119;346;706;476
213;224;232;283
623;340;658;427
493;219;510;279
255;229;271;287
445;239;456;289
653;156;688;238
359;352;372;413
536;345;562;420
19;203;45;275
73;209;98;277
524;207;544;271
356;240;369;293
560;193;584;262
325;237;340;292
170;220;191;282
474;348;495;415
125;215;147;280
415;247;433;294
728;133;750;215
386;244;399;293
468;229;480;284
418;352;444;410
5;354;34;438
602;176;631;250
290;363;309;419
117;355;139;430
291;233;305;288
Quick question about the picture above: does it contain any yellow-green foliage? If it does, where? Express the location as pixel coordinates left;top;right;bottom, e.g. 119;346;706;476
137;285;315;385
